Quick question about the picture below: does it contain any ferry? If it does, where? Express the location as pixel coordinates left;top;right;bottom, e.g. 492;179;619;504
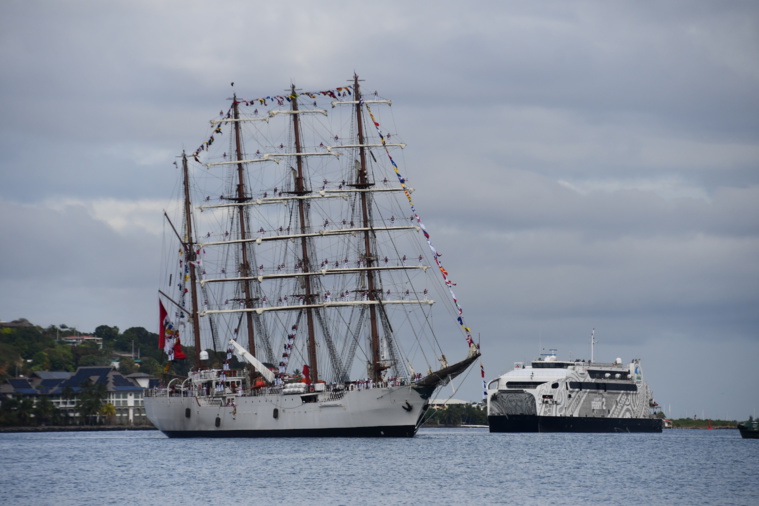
487;349;662;433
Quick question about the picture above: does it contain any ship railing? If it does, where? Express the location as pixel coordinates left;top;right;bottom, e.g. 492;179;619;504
144;386;200;398
189;369;246;382
144;387;188;398
322;390;345;402
143;376;419;399
248;386;284;397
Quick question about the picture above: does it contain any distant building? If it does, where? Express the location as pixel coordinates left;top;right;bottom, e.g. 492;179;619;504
126;372;151;389
429;398;481;409
61;336;103;350
0;366;151;425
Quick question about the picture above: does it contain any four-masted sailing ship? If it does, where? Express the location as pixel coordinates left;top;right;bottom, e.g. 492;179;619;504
144;76;480;437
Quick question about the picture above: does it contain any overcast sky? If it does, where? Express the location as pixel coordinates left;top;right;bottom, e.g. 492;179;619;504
1;1;757;419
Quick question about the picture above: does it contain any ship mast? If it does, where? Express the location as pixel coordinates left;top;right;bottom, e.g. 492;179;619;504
181;152;202;368
290;84;319;383
353;75;383;383
232;95;257;356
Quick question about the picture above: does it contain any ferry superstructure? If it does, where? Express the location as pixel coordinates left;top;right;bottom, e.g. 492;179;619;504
487;351;662;433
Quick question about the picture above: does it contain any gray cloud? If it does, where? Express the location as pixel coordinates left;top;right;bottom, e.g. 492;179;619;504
1;0;757;418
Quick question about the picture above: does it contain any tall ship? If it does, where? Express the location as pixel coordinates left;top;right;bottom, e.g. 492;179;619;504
144;76;480;437
487;340;662;433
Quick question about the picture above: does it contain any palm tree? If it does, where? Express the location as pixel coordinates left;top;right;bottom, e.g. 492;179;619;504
75;378;107;425
0;397;20;426
33;396;58;426
17;398;35;426
61;385;75;425
100;402;116;425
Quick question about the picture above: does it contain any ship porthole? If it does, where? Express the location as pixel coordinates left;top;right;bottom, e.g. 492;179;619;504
215;416;221;428
273;408;279;419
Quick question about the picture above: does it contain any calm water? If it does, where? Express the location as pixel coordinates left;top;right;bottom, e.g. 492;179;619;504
1;428;757;505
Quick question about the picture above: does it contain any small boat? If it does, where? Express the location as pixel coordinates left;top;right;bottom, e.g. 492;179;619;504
738;417;759;439
144;75;480;437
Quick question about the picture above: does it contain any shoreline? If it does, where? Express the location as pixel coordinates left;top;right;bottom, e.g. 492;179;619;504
0;425;157;433
1;425;736;433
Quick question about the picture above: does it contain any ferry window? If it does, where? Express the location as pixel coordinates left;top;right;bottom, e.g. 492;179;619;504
505;381;546;389
606;383;637;392
569;381;637;392
532;362;570;369
551;383;559;389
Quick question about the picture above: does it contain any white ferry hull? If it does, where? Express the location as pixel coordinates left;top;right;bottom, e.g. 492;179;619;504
145;384;432;438
487;355;662;433
488;413;662;433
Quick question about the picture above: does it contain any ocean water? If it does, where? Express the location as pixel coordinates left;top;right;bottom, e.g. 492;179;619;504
1;428;757;505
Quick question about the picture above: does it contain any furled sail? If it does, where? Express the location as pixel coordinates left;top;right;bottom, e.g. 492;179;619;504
228;339;274;383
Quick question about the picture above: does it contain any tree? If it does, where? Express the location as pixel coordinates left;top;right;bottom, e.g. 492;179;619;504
139;356;163;376
33;396;58;426
60;385;75;426
0;397;20;426
425;404;487;426
0;396;41;426
78;354;111;367
16;397;35;426
122;327;163;362
47;345;75;371
94;325;119;341
100;402;116;424
1;325;55;365
0;342;21;380
62;385;75;402
75;378;107;425
72;341;109;368
118;357;138;375
31;351;51;371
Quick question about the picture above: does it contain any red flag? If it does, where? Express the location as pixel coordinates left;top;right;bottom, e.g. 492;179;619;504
159;300;167;350
302;364;311;385
173;338;187;360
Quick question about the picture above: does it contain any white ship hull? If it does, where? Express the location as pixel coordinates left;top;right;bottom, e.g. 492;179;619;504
145;384;433;437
